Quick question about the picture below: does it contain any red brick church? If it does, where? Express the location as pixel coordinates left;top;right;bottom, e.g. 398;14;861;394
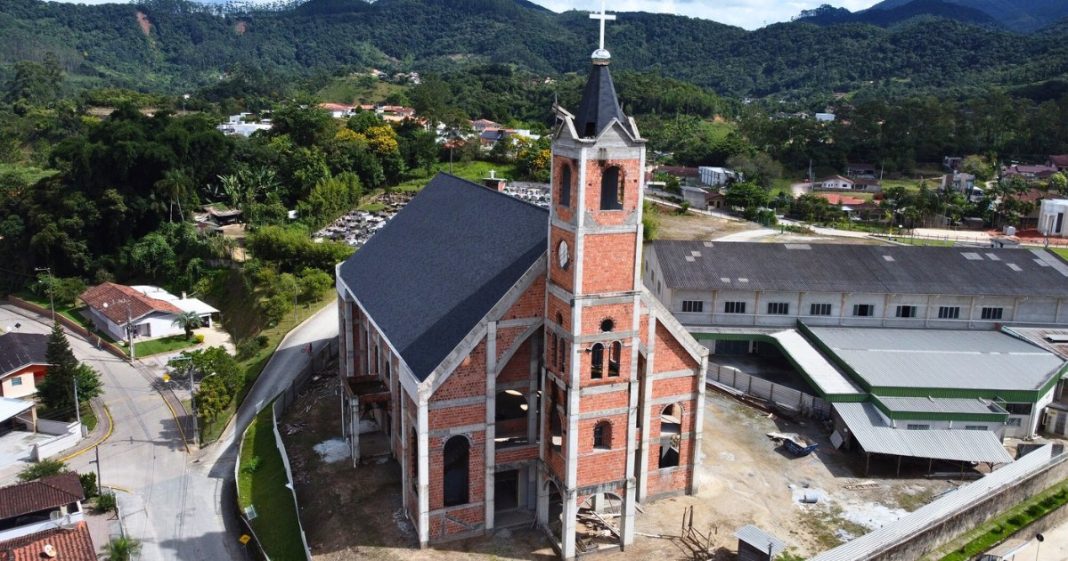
335;17;707;558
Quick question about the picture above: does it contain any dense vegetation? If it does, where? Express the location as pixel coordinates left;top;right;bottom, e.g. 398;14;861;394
3;0;1068;105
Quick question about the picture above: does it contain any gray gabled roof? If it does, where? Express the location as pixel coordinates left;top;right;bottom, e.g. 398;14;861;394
652;241;1068;298
0;332;48;377
338;174;548;382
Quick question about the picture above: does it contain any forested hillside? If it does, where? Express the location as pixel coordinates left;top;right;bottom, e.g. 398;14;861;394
2;0;1068;101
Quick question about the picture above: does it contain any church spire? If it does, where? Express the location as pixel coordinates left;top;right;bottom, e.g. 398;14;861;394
574;0;627;139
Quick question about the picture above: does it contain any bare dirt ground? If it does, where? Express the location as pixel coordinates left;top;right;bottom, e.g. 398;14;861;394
284;376;952;561
653;208;887;246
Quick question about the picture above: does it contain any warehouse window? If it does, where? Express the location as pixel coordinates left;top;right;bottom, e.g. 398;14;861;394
981;307;1004;320
964;425;987;431
1005;403;1032;415
724;301;746;314
682;300;703;313
906;424;930;430
938;306;960;319
895;305;917;318
767;302;790;315
852;304;874;317
809;303;832;316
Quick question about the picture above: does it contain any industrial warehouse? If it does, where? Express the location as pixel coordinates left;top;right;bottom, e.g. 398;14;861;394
646;241;1068;471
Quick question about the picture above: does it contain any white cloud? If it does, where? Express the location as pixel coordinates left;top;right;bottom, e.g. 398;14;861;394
45;0;879;30
530;0;879;30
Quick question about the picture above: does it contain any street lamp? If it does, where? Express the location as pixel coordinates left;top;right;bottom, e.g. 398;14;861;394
34;266;55;322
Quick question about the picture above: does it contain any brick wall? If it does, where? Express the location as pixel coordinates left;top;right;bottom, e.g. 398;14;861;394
581;234;637;294
549;227;576;292
553;156;576;223
653;323;698;373
582;158;642;227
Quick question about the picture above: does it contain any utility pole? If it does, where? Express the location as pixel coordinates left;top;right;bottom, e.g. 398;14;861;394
73;376;83;436
94;445;102;489
34;266;55;322
188;362;199;449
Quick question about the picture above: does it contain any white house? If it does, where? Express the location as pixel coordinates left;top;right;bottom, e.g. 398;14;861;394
812;175;881;193
216;114;272;137
80;283;218;342
698;166;739;187
1039;199;1068;237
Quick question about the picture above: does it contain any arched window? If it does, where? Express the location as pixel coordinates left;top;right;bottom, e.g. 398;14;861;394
385;360;391;382
551;333;559;368
559;340;567;373
443;436;470;506
374;344;380;375
590;343;604;379
608;341;621;377
600;166;623;210
660;403;682;435
593;421;612;450
560;164;572;209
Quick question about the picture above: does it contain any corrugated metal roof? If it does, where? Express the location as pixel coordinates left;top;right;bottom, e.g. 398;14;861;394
834;402;1013;463
652;241;1068;297
0;396;33;423
809;445;1053;561
810;327;1064;391
771;330;863;396
734;525;786;556
874;395;1007;416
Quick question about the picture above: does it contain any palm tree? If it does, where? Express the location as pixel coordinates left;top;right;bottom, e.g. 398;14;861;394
105;537;141;561
172;311;203;340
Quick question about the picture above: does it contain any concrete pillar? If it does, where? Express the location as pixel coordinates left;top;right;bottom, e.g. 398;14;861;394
690;353;708;495
417;400;430;547
342;299;355;378
485;322;498;531
638;316;657;502
536;465;549;526
562;490;578;559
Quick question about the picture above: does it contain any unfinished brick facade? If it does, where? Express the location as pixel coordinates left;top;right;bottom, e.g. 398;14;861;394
336;53;707;560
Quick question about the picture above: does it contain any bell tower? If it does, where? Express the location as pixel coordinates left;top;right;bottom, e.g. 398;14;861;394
537;2;647;558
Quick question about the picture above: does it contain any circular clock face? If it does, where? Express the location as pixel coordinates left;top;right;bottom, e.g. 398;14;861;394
557;241;570;269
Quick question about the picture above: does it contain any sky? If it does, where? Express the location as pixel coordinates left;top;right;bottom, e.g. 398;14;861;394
528;0;881;29
45;0;882;30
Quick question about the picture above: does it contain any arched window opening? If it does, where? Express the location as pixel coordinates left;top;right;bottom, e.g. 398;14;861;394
560;164;572;209
551;333;559;368
600;166;623;210
495;390;529;447
556;312;564;326
443;436;470;506
374;344;380;375
590;343;604;379
593;421;612;450
410;428;418;491
384;360;391;382
549;390;563;452
559;340;567;373
660;403;682;435
608;341;621;377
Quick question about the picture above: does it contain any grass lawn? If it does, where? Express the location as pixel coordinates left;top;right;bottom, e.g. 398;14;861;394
133;335;198;357
200;287;336;444
15;294;98;333
893;236;956;247
393;160;519;192
238;407;306;561
1050;248;1068;261
0;163;59;185
316;75;407;105
357;201;387;212
938;480;1068;561
79;401;98;432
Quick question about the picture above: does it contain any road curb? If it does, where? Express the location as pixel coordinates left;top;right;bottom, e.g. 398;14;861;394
59;400;114;462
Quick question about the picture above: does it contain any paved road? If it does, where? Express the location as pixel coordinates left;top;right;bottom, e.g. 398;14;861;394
0;300;339;561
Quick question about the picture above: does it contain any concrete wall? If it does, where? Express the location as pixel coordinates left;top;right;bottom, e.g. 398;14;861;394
31;421;83;461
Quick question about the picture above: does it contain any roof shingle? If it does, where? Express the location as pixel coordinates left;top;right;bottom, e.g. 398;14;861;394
0;521;96;561
0;472;85;521
79;282;183;325
338;174;548;382
0;333;48;378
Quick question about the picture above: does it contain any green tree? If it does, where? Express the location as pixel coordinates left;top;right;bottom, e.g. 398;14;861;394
37;324;102;416
726;152;782;188
960;154;994;181
1049;172;1067;194
105;537;142;561
18;459;68;482
724;182;769;210
298;268;332;303
171;311;203;340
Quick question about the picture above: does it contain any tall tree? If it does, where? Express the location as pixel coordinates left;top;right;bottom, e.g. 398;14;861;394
37;323;102;416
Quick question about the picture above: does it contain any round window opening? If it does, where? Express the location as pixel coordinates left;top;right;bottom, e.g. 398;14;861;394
600;318;615;332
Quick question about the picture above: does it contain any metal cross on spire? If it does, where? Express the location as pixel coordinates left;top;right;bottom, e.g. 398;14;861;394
589;0;616;60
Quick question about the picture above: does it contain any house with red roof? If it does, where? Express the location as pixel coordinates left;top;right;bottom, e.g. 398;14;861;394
0;521;96;561
0;472;86;543
80;282;215;342
1048;155;1068;172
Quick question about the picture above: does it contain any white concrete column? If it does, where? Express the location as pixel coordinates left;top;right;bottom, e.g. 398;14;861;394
536;465;549;526
343;299;355;378
562;490;578;559
400;395;409;504
417;399;430;547
638;316;656;502
691;353;708;495
485;322;498;530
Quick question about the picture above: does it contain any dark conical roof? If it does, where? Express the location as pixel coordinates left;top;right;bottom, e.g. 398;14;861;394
573;62;627;138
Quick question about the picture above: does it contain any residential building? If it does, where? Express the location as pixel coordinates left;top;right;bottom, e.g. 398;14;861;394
0;333;48;398
335;44;706;559
216;113;272;137
80;283;218;342
0;521;96;561
1048;155;1068;172
0;472;86;541
1039;199;1068;237
812;175;881;193
697;166;739;187
1002;163;1059;181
